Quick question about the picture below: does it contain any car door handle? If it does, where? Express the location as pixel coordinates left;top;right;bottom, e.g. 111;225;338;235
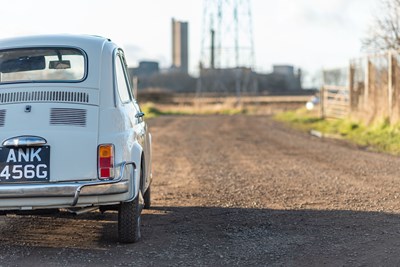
135;112;145;119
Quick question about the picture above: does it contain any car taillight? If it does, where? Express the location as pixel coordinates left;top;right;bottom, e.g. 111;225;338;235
98;144;114;179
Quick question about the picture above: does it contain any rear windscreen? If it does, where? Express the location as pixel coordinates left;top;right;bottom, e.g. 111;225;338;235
0;48;86;83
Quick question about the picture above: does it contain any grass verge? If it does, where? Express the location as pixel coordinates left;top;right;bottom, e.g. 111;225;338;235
141;102;247;118
275;109;400;155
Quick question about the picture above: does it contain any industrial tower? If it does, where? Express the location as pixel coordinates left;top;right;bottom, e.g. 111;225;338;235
172;18;189;74
198;0;256;98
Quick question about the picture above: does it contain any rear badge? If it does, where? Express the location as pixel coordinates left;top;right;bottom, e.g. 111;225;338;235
24;105;32;113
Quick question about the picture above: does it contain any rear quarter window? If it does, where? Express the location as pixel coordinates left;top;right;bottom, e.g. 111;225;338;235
115;53;132;103
0;48;86;83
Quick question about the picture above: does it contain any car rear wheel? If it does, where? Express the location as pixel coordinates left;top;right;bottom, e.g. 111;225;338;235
118;191;143;243
118;165;144;243
143;185;151;209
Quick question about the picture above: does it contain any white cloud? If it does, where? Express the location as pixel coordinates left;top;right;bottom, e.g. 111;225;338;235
252;0;378;73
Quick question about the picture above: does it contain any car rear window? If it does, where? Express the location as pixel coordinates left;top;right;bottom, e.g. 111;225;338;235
0;48;86;83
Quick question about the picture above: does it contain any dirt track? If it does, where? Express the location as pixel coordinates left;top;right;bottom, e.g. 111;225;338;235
2;115;400;266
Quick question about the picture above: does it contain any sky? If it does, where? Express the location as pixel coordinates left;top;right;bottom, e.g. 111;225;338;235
0;0;380;85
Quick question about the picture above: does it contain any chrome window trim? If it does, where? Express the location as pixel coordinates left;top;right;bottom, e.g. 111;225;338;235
113;48;133;106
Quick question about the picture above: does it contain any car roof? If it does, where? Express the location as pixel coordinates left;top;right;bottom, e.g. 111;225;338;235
0;34;116;54
0;34;119;88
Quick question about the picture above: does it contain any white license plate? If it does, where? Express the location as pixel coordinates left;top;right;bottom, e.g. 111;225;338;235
0;146;50;182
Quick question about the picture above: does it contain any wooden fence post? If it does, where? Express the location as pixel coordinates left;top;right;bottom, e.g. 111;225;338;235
393;54;398;123
320;86;325;119
365;58;371;113
388;51;393;122
348;62;355;112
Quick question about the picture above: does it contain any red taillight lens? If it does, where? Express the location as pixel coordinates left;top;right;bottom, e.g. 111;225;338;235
98;144;114;179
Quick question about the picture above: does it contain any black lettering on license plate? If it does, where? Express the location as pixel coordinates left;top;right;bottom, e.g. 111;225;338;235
0;146;50;182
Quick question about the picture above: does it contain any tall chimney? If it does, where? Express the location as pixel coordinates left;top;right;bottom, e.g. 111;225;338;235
210;29;215;69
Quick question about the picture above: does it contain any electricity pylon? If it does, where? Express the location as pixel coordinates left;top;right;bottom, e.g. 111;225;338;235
198;0;257;100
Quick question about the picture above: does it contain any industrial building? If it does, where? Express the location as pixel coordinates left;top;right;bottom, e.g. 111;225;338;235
128;16;303;95
254;65;302;93
129;61;160;77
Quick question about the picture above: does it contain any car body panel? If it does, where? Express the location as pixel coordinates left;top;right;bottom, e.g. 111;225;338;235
0;34;152;210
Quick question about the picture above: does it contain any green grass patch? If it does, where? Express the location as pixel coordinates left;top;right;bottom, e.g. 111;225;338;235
275;109;400;155
141;103;165;118
141;103;194;118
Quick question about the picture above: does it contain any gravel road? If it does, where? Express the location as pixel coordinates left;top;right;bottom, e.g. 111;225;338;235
1;115;400;266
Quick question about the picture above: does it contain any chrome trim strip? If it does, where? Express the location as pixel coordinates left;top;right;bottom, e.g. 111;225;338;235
0;180;129;198
2;135;47;147
72;161;135;206
0;161;135;207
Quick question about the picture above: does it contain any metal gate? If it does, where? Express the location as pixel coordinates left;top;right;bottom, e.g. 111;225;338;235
321;85;350;119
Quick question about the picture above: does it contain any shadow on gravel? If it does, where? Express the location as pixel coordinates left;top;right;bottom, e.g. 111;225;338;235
0;207;400;265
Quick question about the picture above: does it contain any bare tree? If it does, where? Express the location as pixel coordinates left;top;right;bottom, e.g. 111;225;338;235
363;0;400;52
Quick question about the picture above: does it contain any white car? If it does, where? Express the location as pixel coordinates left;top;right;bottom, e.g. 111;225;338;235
0;34;152;243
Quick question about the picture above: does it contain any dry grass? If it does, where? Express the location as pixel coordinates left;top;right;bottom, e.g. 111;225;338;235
140;95;308;117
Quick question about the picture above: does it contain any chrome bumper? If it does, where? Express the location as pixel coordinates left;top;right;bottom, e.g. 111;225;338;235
0;162;135;207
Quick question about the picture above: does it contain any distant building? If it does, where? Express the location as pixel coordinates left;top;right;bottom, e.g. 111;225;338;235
128;60;195;93
171;18;189;74
129;61;160;78
269;65;302;91
273;65;295;76
199;67;256;94
197;64;302;95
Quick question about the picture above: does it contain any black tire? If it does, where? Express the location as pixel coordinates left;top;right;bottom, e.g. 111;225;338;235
141;158;151;209
143;185;151;209
118;192;143;243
